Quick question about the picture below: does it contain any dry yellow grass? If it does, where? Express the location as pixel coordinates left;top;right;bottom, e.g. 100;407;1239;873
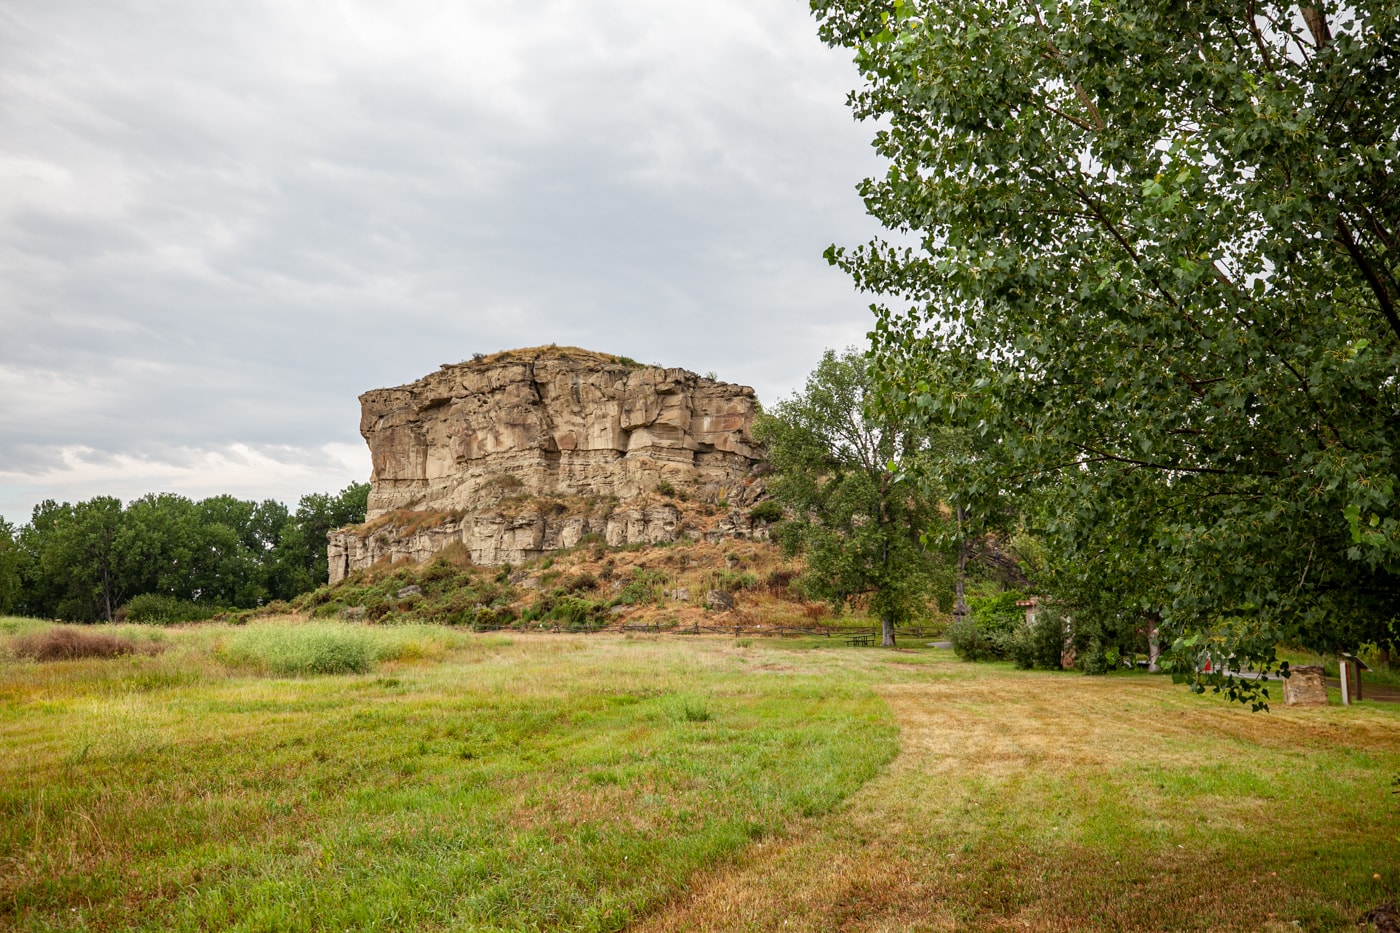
637;669;1400;932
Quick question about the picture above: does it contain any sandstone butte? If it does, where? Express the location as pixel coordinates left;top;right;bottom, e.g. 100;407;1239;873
327;346;770;581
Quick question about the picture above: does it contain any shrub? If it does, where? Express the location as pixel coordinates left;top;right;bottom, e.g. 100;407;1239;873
949;590;1028;662
717;570;758;593
124;593;215;625
948;615;1003;662
562;572;598;592
749;500;784;524
223;624;374;676
548;596;607;632
310;601;346;619
617;568;667;606
1081;638;1109;675
7;627;148;661
656;480;677;498
420;545;474;582
1008;601;1069;670
766;568;799;598
1006;626;1038;669
472;606;517;631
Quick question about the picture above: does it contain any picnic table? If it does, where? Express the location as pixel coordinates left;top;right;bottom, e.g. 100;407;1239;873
845;633;875;647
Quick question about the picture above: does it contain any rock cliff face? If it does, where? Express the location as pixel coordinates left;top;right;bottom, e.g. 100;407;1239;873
328;347;767;580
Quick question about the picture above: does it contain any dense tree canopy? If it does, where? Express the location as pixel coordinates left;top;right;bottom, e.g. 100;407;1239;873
755;349;950;645
813;0;1399;693
0;519;22;615
7;483;368;621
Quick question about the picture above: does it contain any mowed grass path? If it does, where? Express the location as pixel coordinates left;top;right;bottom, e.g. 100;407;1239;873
642;662;1400;932
2;621;1398;931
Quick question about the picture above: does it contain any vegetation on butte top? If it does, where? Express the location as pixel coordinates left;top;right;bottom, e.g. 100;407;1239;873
439;345;648;373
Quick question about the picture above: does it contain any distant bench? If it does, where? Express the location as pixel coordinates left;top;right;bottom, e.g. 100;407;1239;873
845;634;875;647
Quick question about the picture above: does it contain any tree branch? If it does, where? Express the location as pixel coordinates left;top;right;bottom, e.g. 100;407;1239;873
1300;5;1332;49
1244;0;1278;73
1073;445;1271;476
1335;216;1400;344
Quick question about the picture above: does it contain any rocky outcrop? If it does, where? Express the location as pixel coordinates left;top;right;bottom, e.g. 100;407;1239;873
329;347;767;580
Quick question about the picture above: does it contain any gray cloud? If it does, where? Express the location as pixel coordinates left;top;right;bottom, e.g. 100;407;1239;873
0;0;886;522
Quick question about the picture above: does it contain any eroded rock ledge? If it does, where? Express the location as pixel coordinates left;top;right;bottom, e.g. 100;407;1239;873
328;347;767;580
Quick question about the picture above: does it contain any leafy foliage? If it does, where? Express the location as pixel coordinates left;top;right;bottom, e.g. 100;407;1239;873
297;553;516;628
947;590;1025;662
268;483;371;598
812;0;1400;699
748;499;785;524
755;349;951;645
123;593;216;626
0;519;20;615
616;567;669;606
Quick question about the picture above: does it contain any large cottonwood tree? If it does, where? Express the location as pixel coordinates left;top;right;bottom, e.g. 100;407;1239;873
755;349;949;646
812;0;1400;695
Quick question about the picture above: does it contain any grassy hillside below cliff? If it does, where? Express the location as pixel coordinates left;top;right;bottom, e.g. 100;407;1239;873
290;537;938;639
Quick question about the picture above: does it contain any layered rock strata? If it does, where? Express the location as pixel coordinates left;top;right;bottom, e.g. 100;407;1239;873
328;347;766;580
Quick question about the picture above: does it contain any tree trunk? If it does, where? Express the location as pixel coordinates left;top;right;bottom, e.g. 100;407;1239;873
881;614;896;648
953;506;969;620
1146;612;1161;673
100;560;113;623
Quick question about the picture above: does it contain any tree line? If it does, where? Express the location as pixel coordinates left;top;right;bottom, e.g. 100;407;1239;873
0;484;368;622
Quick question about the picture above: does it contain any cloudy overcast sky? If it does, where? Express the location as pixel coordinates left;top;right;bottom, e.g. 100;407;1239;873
0;0;887;525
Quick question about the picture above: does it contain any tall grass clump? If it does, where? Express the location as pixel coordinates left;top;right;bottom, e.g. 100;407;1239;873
223;623;374;676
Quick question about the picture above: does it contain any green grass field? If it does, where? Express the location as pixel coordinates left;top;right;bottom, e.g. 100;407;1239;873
2;618;1397;932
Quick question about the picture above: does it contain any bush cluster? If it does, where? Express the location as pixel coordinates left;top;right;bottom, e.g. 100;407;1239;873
947;590;1027;662
525;593;607;632
295;555;516;628
1007;601;1067;670
947;591;1067;671
748;500;784;524
616;568;668;606
123;593;217;625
